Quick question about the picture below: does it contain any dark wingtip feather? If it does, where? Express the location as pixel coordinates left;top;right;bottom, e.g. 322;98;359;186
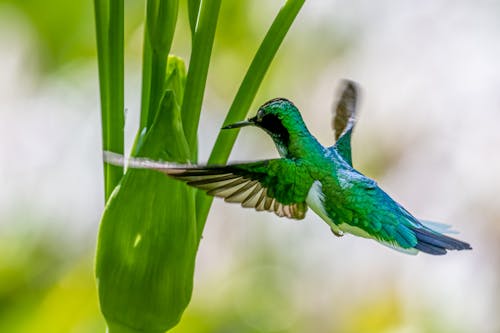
414;242;448;255
412;227;472;255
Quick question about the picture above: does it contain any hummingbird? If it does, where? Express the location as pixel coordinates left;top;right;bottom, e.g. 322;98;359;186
104;80;471;255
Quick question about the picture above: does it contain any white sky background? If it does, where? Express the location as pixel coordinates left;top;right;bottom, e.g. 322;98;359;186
0;1;499;331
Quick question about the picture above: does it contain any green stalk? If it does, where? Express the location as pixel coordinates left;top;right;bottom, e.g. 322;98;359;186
181;0;222;162
94;0;124;201
187;0;201;38
140;0;179;131
196;0;306;229
139;30;153;130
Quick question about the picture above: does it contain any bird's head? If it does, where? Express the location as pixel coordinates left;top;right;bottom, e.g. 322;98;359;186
222;98;308;157
225;97;306;135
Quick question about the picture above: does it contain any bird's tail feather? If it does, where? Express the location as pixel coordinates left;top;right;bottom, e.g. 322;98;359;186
411;224;472;255
419;219;459;234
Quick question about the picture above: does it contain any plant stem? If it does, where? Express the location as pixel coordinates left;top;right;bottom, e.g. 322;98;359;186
94;0;125;201
140;0;179;131
196;0;305;229
187;0;201;38
181;0;222;162
139;30;153;130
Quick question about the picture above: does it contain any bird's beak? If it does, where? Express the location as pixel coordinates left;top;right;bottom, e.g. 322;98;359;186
222;119;254;130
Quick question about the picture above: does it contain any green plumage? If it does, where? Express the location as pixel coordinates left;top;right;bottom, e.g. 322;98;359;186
104;80;471;255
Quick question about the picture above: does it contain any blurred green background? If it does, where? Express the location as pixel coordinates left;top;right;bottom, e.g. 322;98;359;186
1;1;499;332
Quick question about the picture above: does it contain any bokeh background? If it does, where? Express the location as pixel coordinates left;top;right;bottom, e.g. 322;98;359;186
1;1;499;332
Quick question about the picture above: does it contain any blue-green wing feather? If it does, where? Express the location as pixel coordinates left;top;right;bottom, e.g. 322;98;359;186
336;177;471;254
332;129;353;166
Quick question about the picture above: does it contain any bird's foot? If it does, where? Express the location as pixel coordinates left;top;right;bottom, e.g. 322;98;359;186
330;227;344;237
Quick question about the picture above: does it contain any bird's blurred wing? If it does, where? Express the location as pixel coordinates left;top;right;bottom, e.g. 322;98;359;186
104;152;311;220
331;80;359;166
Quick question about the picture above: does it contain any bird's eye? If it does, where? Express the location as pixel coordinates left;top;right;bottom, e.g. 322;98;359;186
256;109;264;122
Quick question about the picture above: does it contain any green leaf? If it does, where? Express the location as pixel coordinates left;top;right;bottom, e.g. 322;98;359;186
96;90;197;333
165;55;187;109
196;0;306;232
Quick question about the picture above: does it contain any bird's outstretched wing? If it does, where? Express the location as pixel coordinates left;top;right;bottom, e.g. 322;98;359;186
104;151;312;220
330;80;359;166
